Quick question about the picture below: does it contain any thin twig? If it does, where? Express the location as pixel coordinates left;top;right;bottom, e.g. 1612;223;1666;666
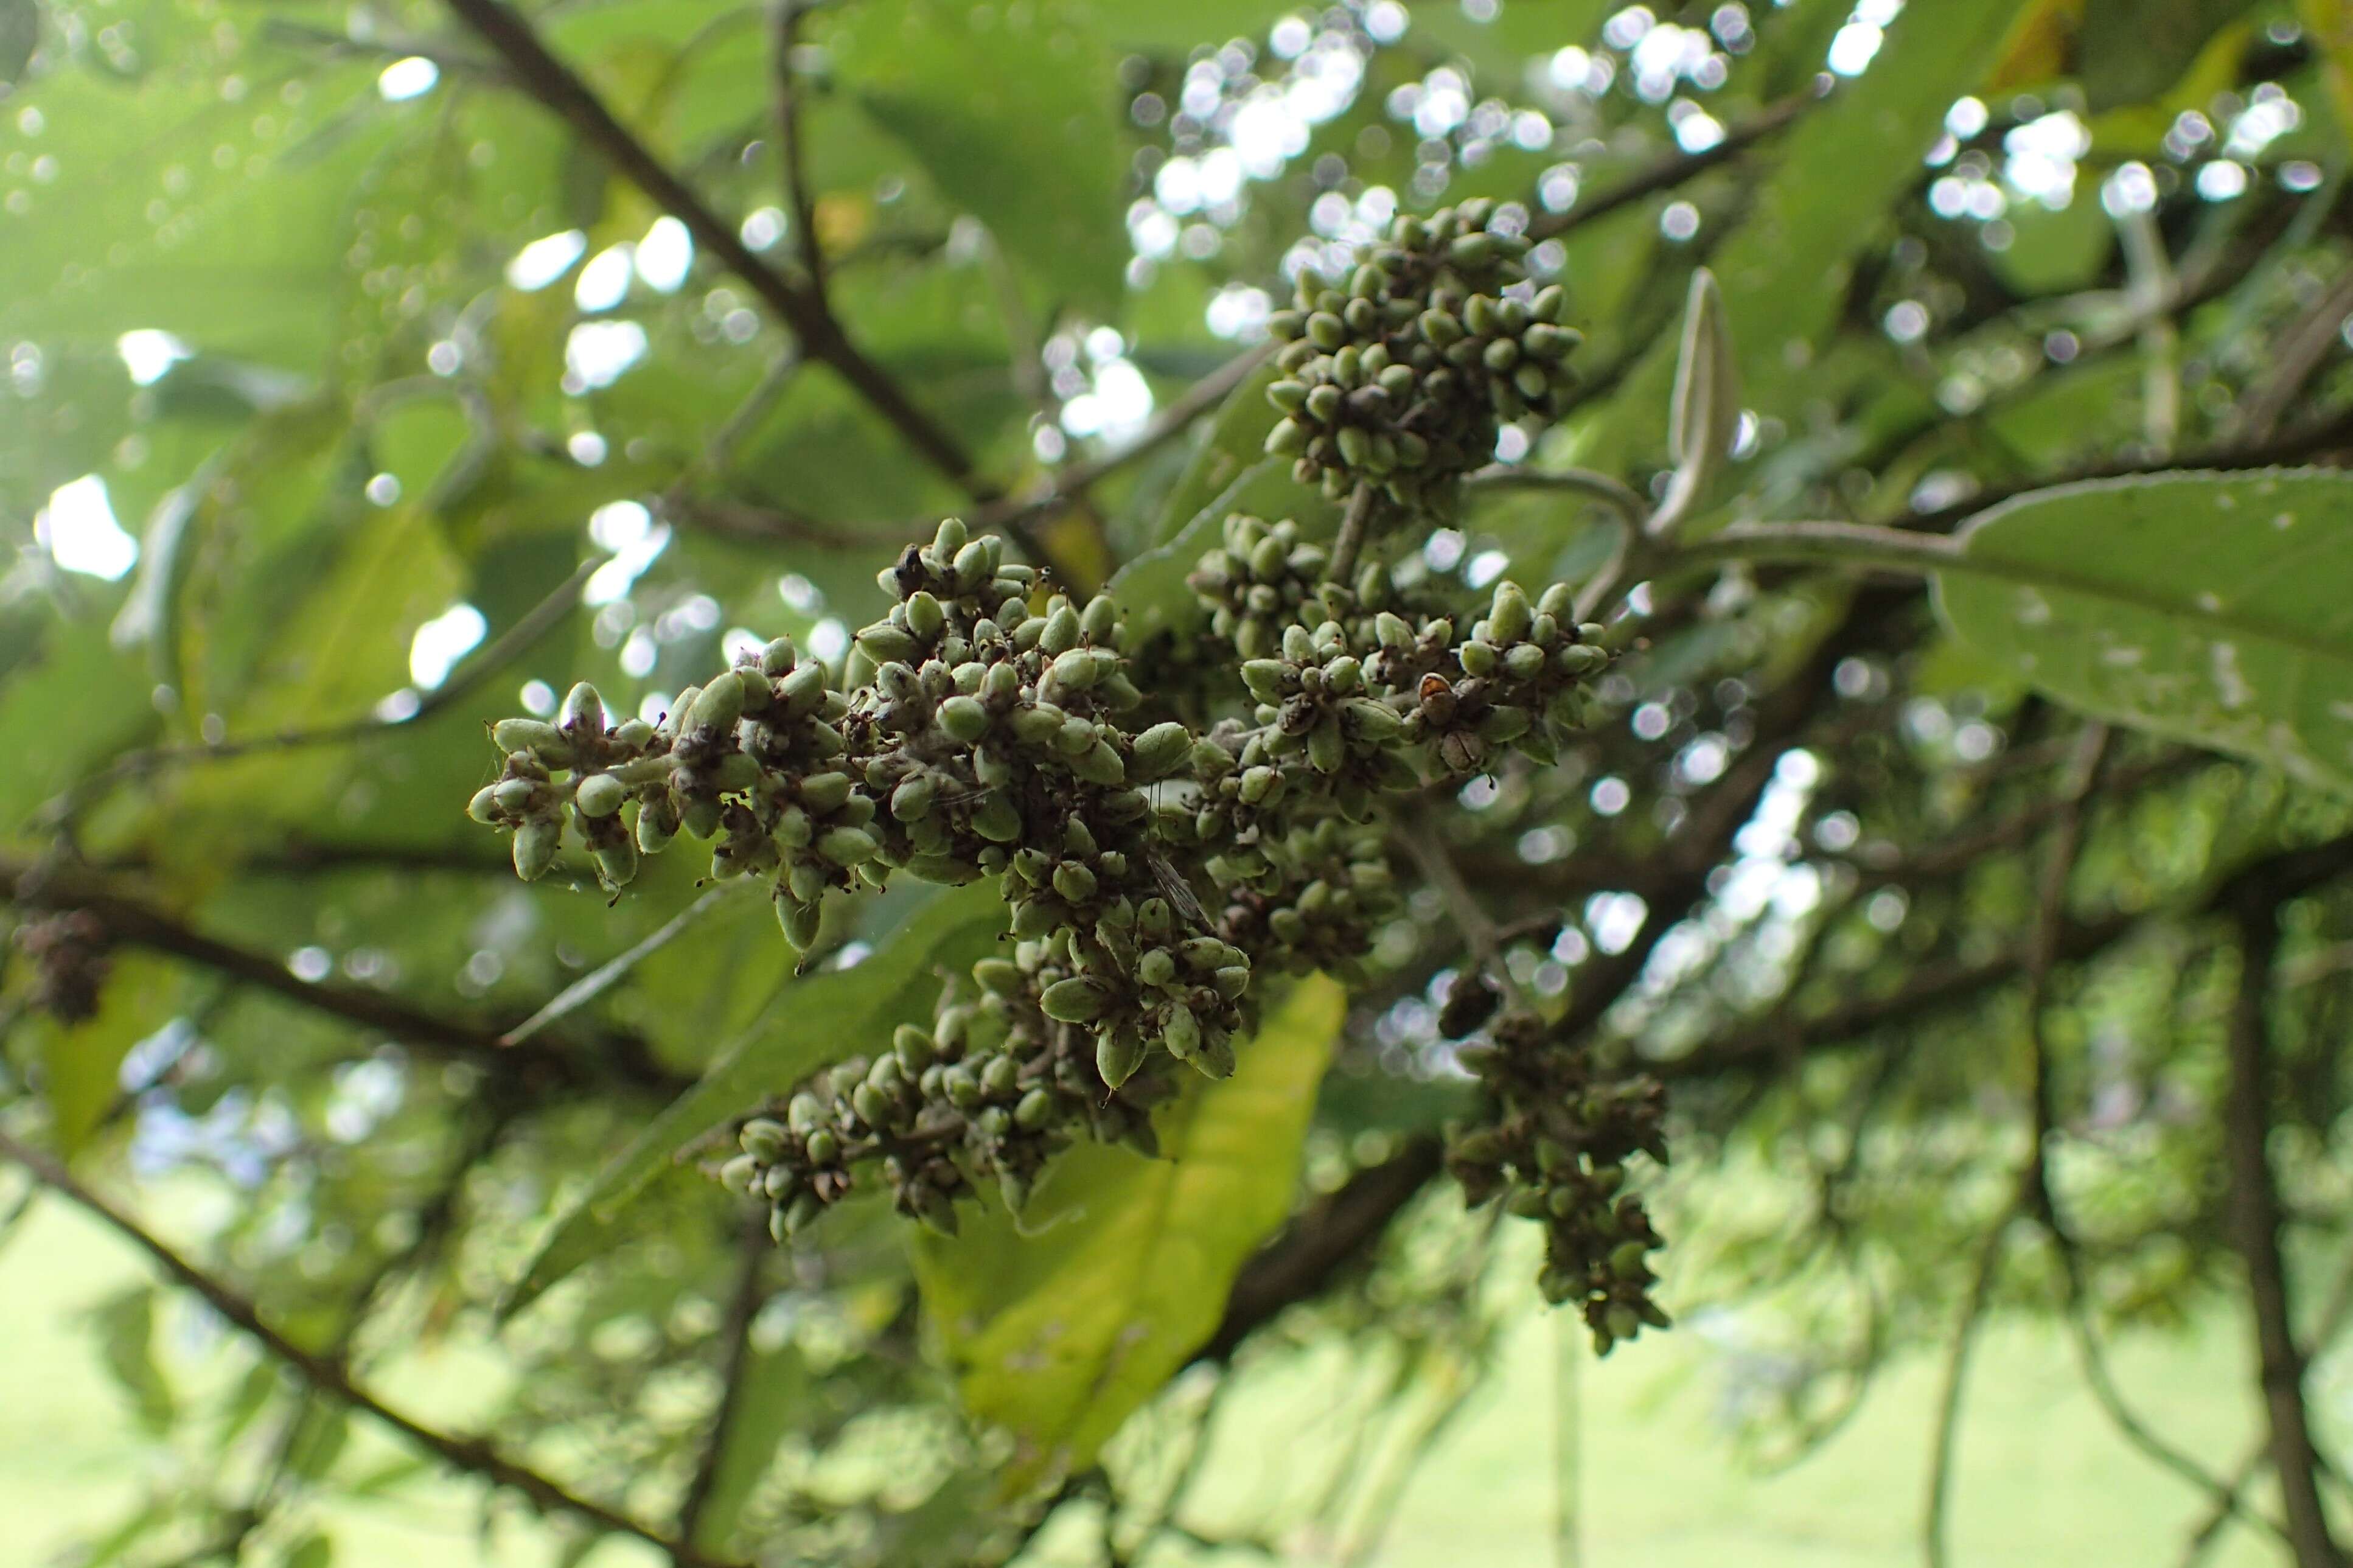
1326;481;1381;584
439;0;982;498
502;883;745;1047
674;1210;772;1555
0;853;689;1096
2220;903;2346;1568
1529;92;1815;241
41;554;602;830
0;1129;750;1568
2178;1238;2353;1567
765;0;824;293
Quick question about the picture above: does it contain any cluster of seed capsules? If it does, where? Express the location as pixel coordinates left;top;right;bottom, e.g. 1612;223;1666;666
1263;198;1581;513
12;910;112;1026
1444;1000;1671;1354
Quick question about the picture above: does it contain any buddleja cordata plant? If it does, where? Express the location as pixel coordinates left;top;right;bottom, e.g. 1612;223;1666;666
466;198;1671;1350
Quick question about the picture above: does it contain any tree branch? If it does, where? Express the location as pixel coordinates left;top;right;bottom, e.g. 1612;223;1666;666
1529;91;1815;241
2220;902;2345;1568
765;0;824;293
41;554;601;831
439;0;983;498
0;854;688;1097
0;1129;748;1568
675;1209;772;1555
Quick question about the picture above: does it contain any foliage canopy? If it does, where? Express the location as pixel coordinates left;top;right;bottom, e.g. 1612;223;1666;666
7;0;2353;1564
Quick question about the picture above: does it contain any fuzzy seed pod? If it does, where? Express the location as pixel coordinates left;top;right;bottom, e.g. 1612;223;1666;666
512;818;561;882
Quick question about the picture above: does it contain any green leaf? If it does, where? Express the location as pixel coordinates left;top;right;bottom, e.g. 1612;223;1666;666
688;1342;812;1550
820;0;1126;316
1151;361;1285;546
1936;470;2353;789
500;883;1008;1319
30;953;178;1155
1106;455;1334;652
0;0;35;86
84;1286;175;1436
1581;0;2022;470
0;613;158;836
910;975;1344;1493
278;1530;333;1568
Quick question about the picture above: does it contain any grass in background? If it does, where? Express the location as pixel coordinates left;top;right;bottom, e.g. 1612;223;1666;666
1;1194;2301;1567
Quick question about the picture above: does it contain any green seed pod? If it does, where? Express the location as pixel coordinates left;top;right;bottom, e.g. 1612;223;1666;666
1450;231;1498;268
1138;948;1177;988
1067;740;1123;787
1081;594;1118;643
779;898;824;951
1053;861;1098;904
1458;638;1498;678
856;622;920;664
1334;425;1372;469
1305;384;1344;423
1051;647;1100;691
689;673;747;734
1009;705;1062;748
893;1023;936;1075
467;785;503;824
938;695;991;744
1306;311;1345;348
780;664;828;718
713;751;762;793
952;537;994;593
1132;721;1191;780
1515;362;1550;400
1420;307;1465;345
1344;697;1404;742
1490;580;1533;644
1014;1087;1058;1131
493;718;572;763
681;795;723;840
1505;641;1549;680
974;958;1022;996
1482;335;1521;374
891;775;938;822
904;590;946;643
1533;283;1567;324
719;1154;762;1195
1238;765;1278;805
753;635;796;677
1190;739;1236;779
590;834;636;887
630;795;677;857
817;826;878;867
1308;712;1345;775
1096;1028;1147;1090
1053;716;1098;756
1040;977;1106;1023
1241;659;1289;703
1040;605;1082;657
786;861;828;905
1264;417;1306;456
574;773;627;818
512;818;561;882
560;682;606;737
972;792;1023;843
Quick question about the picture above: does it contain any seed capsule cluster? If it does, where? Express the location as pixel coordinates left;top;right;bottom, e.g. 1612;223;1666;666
1446;1009;1670;1354
13;910;112;1026
463;189;1678;1336
1264;199;1581;512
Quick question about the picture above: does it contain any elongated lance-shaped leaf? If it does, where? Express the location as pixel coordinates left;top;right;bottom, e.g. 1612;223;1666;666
910;975;1345;1494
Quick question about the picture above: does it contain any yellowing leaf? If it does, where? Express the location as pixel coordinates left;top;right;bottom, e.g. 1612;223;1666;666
32;953;179;1157
911;975;1345;1493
